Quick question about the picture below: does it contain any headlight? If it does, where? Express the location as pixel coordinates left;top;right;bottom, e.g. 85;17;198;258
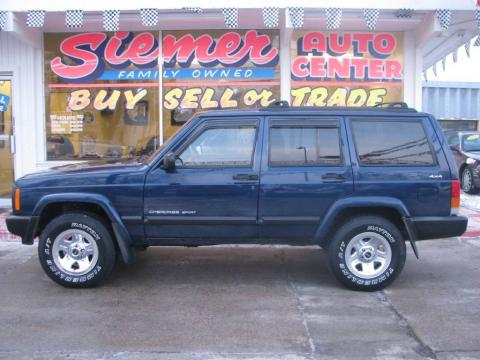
466;158;476;165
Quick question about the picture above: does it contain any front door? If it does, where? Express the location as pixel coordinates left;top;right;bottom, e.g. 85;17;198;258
0;79;14;204
144;117;262;242
258;116;354;241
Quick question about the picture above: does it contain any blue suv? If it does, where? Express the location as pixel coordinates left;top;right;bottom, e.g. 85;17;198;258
6;104;468;291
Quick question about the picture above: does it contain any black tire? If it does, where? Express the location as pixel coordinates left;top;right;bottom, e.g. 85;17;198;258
38;212;116;288
461;167;479;194
327;216;406;292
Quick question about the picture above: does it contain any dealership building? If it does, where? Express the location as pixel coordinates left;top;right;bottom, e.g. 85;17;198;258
0;0;479;205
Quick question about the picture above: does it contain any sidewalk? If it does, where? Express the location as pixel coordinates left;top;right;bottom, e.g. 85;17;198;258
1;204;479;242
0;211;20;241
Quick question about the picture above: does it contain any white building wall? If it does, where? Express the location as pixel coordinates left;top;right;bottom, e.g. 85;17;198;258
0;32;44;179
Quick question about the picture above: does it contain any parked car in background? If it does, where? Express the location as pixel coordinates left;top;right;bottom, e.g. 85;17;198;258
444;131;480;194
6;103;468;291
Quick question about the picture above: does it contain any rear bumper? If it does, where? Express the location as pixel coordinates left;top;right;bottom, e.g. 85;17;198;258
410;216;468;241
5;215;39;245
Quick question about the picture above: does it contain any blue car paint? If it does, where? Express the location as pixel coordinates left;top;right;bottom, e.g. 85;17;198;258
9;108;462;252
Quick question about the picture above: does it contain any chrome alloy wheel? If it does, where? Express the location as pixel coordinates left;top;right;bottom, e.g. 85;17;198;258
345;232;392;279
463;169;473;192
52;229;99;276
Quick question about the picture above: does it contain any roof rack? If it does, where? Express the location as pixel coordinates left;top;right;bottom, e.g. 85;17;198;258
268;100;290;108
373;102;410;109
260;101;417;112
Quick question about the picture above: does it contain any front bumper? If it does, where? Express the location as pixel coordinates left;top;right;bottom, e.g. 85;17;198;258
410;215;468;240
6;215;40;245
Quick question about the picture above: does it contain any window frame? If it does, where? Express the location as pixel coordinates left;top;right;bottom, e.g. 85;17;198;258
267;118;343;168
173;118;259;169
350;117;438;167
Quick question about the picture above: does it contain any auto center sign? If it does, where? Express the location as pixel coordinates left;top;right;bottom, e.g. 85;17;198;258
290;31;404;106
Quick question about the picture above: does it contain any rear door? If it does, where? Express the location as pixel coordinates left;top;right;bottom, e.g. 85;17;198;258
347;116;451;217
258;116;354;241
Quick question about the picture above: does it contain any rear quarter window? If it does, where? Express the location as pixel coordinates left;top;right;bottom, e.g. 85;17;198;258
351;119;436;166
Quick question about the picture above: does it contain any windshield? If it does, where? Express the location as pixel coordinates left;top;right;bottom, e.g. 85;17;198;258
462;134;480;152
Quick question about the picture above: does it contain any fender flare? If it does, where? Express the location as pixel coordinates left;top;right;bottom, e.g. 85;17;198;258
33;193;135;264
314;196;415;250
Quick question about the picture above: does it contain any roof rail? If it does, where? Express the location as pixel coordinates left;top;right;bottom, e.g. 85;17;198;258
373;102;410;109
268;100;290;108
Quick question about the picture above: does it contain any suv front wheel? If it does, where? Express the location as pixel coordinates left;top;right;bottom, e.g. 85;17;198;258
38;212;116;288
327;216;406;291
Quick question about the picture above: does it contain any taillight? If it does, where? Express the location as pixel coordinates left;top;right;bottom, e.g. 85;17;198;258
14;188;21;212
451;180;460;215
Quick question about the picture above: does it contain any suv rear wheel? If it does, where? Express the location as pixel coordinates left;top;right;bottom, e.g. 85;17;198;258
38;212;116;288
327;216;406;291
461;167;479;194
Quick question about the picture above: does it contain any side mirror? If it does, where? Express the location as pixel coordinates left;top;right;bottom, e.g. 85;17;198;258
162;152;177;171
450;144;459;152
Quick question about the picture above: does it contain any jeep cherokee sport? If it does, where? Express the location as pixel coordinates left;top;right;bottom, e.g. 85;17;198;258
6;104;468;291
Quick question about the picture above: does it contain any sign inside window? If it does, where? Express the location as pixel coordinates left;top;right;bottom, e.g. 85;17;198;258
291;32;404;107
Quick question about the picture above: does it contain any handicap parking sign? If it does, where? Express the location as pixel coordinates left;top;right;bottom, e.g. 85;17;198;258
0;93;10;112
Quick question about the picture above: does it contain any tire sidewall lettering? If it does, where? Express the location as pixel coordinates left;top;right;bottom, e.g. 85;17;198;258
337;224;397;286
41;221;103;283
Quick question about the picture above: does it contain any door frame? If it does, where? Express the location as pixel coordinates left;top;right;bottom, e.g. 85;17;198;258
0;70;16;208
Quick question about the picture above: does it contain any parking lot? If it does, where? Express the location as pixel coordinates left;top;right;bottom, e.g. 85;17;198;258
0;199;480;360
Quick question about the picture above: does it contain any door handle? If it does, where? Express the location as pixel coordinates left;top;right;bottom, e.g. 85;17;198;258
233;173;259;181
322;173;347;182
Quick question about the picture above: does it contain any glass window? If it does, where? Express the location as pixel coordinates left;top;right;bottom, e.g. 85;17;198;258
351;120;435;166
447;134;459;146
178;127;256;167
44;32;160;161
462;133;480;152
269;126;341;166
162;30;280;142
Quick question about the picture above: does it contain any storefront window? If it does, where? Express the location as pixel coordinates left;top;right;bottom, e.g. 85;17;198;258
44;32;160;160
162;30;280;141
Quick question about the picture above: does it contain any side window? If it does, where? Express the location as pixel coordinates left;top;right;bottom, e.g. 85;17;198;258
351;119;435;166
269;126;341;166
178;126;256;167
447;134;459;146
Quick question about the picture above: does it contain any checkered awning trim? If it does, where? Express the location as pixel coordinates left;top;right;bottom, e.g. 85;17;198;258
262;7;279;28
288;7;304;29
474;35;480;47
140;8;158;26
436;9;451;30
183;7;203;14
65;10;83;28
325;8;342;30
0;11;7;31
395;9;414;18
103;10;120;31
363;8;380;31
222;8;238;28
27;10;45;27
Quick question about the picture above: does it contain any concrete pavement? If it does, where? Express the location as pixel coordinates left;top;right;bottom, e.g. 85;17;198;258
0;237;479;360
